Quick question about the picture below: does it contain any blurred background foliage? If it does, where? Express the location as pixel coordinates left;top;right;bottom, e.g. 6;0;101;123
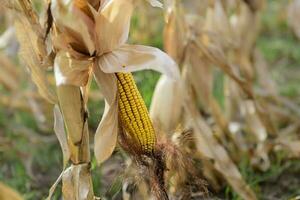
0;0;300;199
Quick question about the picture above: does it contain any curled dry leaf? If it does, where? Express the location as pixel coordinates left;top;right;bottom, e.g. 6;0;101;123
93;65;119;164
99;44;180;80
0;182;23;200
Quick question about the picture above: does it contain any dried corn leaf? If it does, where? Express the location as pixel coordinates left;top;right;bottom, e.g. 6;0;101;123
0;26;15;49
276;138;300;158
0;182;23;200
253;49;277;96
0;53;19;91
242;100;267;142
46;171;64;200
288;0;300;39
188;48;212;105
54;105;70;167
184;85;257;200
14;17;57;104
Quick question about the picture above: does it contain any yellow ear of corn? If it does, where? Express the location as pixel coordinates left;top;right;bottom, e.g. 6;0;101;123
116;72;156;153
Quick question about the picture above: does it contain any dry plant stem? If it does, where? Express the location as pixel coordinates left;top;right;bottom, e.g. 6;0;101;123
57;85;94;199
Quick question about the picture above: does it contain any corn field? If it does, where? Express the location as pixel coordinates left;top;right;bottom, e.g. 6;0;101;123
1;0;300;199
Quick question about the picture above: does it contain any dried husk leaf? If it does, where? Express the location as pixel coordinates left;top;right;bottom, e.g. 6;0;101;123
62;164;94;200
93;64;119;164
51;0;95;55
99;44;180;80
150;75;183;133
54;51;92;86
0;182;23;200
163;0;186;63
91;0;133;55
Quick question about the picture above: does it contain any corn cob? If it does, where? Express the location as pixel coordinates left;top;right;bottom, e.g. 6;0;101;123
116;72;156;153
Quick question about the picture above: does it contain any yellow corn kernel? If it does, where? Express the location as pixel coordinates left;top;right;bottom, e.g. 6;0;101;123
116;72;156;153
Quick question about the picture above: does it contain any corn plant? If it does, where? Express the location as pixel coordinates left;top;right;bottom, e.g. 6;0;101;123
7;0;179;199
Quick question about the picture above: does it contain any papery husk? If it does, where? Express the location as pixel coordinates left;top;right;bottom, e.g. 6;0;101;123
62;163;94;200
93;65;119;164
150;75;183;133
163;0;186;64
